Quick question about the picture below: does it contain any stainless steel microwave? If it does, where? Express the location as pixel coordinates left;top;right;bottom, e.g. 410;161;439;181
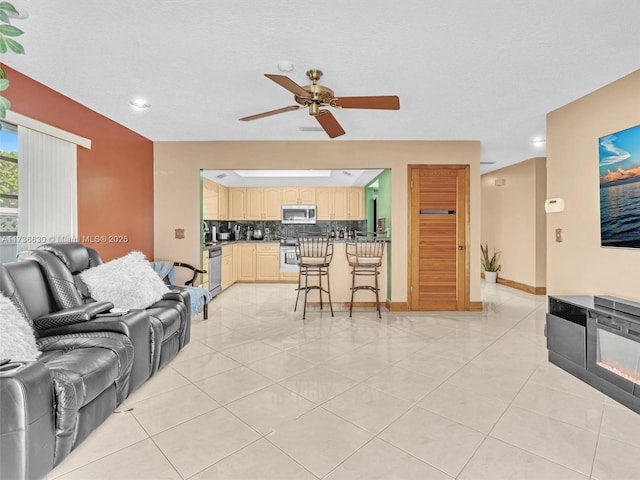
281;204;317;224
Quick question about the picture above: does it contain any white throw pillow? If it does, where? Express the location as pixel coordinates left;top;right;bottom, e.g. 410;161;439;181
0;292;41;362
80;251;170;310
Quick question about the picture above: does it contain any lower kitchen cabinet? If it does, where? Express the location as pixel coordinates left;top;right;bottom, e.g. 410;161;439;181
201;249;209;287
256;244;280;281
237;243;256;281
232;243;239;282
221;245;233;290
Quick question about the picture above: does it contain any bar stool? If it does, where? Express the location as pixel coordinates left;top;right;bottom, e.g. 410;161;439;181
295;235;334;320
346;233;386;318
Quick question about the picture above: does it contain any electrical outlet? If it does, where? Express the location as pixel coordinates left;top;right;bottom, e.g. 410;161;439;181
175;228;184;239
555;228;563;242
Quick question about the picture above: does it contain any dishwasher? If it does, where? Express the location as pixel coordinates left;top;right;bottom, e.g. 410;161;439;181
208;247;222;298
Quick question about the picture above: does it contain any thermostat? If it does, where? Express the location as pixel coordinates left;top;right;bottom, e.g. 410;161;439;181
545;198;565;213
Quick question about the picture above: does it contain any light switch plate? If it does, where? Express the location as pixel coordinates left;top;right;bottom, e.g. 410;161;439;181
555;228;562;242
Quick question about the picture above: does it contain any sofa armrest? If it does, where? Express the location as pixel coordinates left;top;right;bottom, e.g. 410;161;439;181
37;310;152;393
162;289;188;303
33;301;114;330
0;362;55;480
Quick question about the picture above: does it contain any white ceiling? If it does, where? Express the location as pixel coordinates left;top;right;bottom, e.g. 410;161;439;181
4;1;640;174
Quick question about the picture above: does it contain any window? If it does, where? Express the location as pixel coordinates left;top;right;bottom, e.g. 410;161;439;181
0;120;18;262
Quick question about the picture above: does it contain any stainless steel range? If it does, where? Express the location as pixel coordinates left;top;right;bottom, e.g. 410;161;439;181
279;239;299;273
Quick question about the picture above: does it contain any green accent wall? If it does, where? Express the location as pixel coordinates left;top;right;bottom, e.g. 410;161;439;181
366;169;392;298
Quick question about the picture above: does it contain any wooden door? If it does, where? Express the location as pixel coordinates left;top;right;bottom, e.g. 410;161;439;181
409;165;468;310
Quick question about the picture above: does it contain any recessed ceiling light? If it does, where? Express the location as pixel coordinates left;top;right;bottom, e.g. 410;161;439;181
277;61;294;72
129;98;151;109
530;136;546;147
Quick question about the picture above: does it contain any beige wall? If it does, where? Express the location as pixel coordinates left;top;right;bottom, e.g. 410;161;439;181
154;140;482;305
547;69;640;300
481;157;547;288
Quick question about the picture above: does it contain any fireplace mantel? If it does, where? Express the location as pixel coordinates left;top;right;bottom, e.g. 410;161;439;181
547;295;640;414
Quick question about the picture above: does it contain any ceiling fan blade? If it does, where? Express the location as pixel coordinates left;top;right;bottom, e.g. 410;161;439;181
333;95;400;110
239;105;301;121
316;110;346;139
264;74;311;98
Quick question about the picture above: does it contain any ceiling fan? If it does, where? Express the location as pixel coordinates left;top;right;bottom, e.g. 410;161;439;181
239;69;400;139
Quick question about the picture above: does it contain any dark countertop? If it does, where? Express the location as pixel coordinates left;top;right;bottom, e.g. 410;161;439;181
203;237;391;250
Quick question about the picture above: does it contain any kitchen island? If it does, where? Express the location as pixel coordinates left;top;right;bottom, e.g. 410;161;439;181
203;239;388;307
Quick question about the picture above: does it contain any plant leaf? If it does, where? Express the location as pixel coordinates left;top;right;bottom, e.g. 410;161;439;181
5;37;23;53
0;24;23;36
0;2;19;14
0;37;6;53
0;95;10;118
0;78;9;91
0;10;9;22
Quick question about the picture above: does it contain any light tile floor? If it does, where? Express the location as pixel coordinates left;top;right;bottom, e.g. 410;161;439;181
47;282;640;479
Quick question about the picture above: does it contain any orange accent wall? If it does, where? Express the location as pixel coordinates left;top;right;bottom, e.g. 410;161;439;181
3;66;154;261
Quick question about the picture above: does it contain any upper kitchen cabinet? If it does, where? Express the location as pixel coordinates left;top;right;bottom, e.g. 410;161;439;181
246;187;282;220
202;178;218;220
316;187;348;220
282;187;315;204
218;184;229;220
347;187;364;219
202;178;229;220
317;187;363;220
229;188;247;220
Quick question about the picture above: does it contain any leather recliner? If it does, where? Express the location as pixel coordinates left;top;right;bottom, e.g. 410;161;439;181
0;260;144;480
28;243;191;374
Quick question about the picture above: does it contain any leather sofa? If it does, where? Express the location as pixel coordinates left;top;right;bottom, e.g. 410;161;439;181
23;243;191;374
1;244;193;480
0;259;144;480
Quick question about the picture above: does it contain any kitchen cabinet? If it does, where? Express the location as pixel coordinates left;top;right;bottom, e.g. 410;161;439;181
201;249;209;287
282;187;315;204
221;245;233;290
202;179;230;220
229;188;246;220
256;244;280;281
202;179;218;220
237;243;256;281
347;187;364;219
246;188;282;220
316;187;348;220
232;243;239;282
218;184;229;220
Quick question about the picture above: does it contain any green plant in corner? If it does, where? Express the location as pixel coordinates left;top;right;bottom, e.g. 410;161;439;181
481;242;501;272
0;1;26;118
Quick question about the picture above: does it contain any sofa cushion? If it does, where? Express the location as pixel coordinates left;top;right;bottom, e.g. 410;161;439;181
0;292;41;362
38;332;134;406
80;251;170;310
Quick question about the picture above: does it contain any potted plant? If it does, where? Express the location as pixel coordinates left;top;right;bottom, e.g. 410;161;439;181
481;243;501;283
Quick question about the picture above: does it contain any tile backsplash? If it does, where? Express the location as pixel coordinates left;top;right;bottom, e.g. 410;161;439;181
205;220;367;241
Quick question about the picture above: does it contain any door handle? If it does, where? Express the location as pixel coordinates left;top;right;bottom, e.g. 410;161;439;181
458;246;466;250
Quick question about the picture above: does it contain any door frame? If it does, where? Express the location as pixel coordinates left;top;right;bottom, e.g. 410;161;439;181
407;164;471;310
